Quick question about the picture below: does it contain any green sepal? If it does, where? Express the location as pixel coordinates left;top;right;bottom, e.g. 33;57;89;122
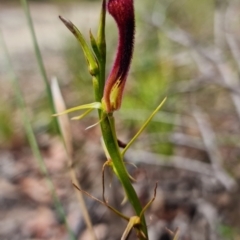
59;16;99;76
121;97;167;156
96;0;106;96
53;102;102;117
97;0;106;52
89;30;101;61
71;108;94;120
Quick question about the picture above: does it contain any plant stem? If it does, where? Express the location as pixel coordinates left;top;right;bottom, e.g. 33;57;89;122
97;0;106;97
100;114;148;239
95;1;148;238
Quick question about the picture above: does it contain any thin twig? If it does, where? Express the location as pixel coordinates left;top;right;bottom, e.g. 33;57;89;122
51;77;97;240
214;0;226;49
125;150;213;176
193;108;237;191
224;1;240;72
159;21;240;121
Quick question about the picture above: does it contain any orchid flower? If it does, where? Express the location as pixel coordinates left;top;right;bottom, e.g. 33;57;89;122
102;0;135;113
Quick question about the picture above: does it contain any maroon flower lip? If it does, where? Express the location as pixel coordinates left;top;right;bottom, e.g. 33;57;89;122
102;0;135;113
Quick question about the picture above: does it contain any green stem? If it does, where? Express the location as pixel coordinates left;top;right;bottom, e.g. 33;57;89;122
97;0;106;97
100;114;148;239
95;1;148;238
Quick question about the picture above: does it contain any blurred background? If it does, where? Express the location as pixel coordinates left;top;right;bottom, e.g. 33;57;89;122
1;0;240;239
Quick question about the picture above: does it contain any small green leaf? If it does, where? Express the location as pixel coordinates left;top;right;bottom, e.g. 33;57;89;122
53;102;102;117
85;117;104;130
97;0;106;51
59;16;99;76
71;109;94;120
96;0;106;97
89;30;101;61
122;97;167;156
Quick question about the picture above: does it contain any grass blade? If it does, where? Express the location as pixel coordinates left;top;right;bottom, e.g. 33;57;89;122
20;0;58;132
0;30;76;240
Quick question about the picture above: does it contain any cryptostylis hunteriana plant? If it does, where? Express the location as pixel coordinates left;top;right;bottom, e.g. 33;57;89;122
53;0;167;239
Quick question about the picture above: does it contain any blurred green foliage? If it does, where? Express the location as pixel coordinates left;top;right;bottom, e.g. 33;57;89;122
0;102;14;147
218;224;237;240
168;0;214;40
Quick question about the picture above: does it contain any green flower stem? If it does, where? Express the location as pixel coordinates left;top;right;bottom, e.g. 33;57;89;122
97;0;106;97
100;113;148;239
94;1;147;238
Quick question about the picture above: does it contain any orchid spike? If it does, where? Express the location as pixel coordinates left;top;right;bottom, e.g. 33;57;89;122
102;0;135;113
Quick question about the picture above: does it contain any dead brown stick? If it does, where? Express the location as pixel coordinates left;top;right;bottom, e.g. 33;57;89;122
125;150;213;176
193;108;237;191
